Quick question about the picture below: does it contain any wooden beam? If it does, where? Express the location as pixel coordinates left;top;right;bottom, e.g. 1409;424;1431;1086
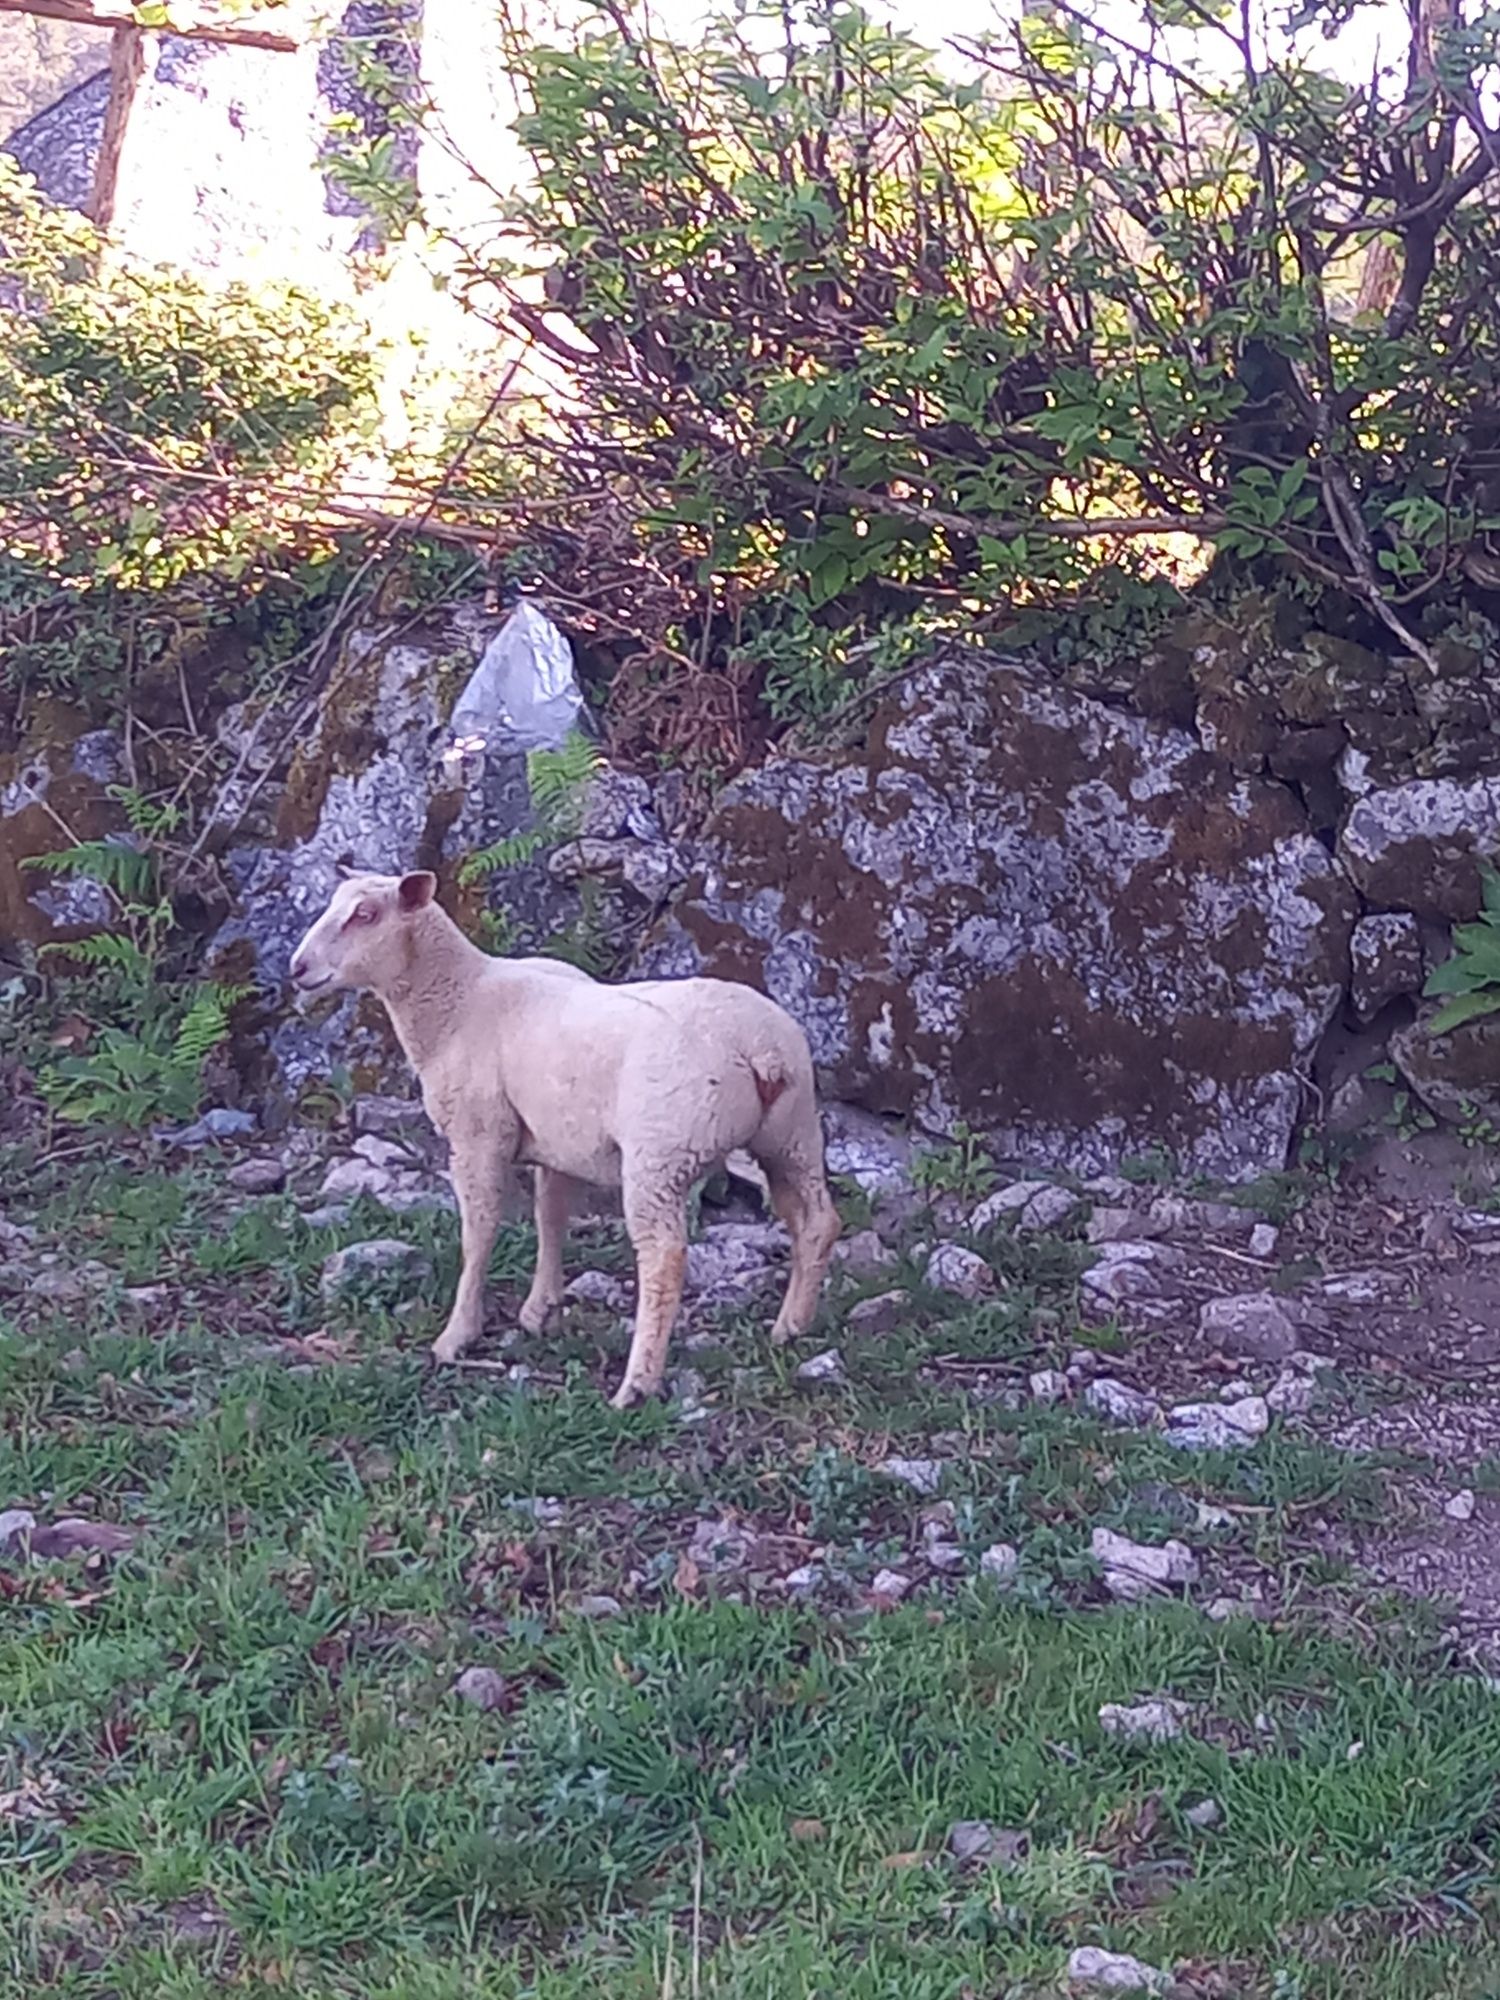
88;25;148;231
0;0;299;51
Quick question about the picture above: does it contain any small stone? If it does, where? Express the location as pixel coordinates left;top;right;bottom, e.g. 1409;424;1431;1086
1029;1368;1069;1406
573;1593;623;1619
1083;1176;1138;1203
880;1457;945;1498
1445;1489;1478;1522
351;1133;411;1170
158;1107;256;1148
979;1542;1019;1582
797;1347;847;1385
924;1242;994;1300
1184;1797;1221;1830
922;1521;966;1571
1087;1205;1152;1245
122;1283;171;1310
969;1181;1049;1231
872;1568;912;1600
1199;1292;1297;1363
453;1666;508;1712
320;1157;401;1200
28;1260;111;1304
1321;1270;1385;1303
685;1236;779;1296
227;1157;287;1195
1065;1945;1170;1994
1016;1183;1079;1233
1205;1595;1254;1622
1081;1244;1172;1304
846;1288;910;1335
1084;1379;1163;1429
1091;1528;1199;1600
1165;1395;1269;1452
352;1094;426;1136
1266;1367;1315;1417
821;1103;914;1196
832;1228;898;1279
320;1239;432;1302
301;1204;351;1230
566;1269;633;1310
1248;1222;1280;1260
782;1563;823;1593
687;1516;756;1572
1098;1697;1189;1745
1148;1194;1256;1239
946;1820;1028;1869
0;1508;37;1547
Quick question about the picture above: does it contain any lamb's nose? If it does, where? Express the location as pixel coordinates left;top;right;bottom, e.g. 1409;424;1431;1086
290;953;308;982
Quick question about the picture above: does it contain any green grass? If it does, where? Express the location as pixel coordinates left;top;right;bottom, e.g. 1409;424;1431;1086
2;1157;1499;1998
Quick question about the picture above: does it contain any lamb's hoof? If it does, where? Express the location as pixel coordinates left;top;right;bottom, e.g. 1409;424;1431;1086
518;1296;560;1337
430;1333;467;1365
609;1378;658;1412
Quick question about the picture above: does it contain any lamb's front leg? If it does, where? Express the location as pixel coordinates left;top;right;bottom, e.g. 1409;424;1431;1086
519;1167;577;1335
431;1125;514;1364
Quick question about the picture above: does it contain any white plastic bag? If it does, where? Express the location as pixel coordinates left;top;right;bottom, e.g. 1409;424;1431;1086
447;598;588;756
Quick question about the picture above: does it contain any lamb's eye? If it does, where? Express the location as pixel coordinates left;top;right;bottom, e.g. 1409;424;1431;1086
343;902;379;929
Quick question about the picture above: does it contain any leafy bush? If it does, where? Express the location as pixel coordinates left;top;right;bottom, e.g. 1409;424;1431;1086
0;156;379;700
1424;866;1500;1035
423;0;1500;750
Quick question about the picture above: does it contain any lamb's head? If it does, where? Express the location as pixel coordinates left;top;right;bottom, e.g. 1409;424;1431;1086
290;869;437;996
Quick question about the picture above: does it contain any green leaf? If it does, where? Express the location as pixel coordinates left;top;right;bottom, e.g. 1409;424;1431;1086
1428;990;1500;1036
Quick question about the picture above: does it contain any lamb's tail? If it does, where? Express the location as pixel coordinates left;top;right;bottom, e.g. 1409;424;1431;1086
747;1047;793;1113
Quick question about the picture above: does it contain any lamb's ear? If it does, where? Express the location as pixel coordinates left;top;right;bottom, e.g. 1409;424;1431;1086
398;871;437;912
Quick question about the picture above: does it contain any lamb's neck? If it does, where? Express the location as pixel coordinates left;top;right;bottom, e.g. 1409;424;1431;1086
378;922;494;1074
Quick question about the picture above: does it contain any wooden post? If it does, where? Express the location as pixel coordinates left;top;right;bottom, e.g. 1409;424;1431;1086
88;24;148;231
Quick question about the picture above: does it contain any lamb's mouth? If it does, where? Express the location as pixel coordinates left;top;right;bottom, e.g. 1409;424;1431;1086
295;972;334;994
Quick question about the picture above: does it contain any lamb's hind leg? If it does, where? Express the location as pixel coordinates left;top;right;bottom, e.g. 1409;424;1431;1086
520;1167;577;1335
611;1165;690;1409
762;1152;841;1347
431;1125;514;1364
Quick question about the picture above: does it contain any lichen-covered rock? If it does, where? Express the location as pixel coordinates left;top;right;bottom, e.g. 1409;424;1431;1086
1348;912;1426;1023
1339;776;1500;921
208;607;583;1095
1390;1005;1500;1125
320;1237;431;1302
0;707;126;948
642;657;1353;1180
1198;1292;1298;1362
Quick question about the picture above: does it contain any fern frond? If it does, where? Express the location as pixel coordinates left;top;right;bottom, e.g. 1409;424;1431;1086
527;731;602;840
108;784;184;840
171;984;246;1064
22;838;155;900
38;931;151;977
459;831;545;886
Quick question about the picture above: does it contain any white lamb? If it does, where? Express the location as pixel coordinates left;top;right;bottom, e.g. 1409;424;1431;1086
289;869;841;1406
